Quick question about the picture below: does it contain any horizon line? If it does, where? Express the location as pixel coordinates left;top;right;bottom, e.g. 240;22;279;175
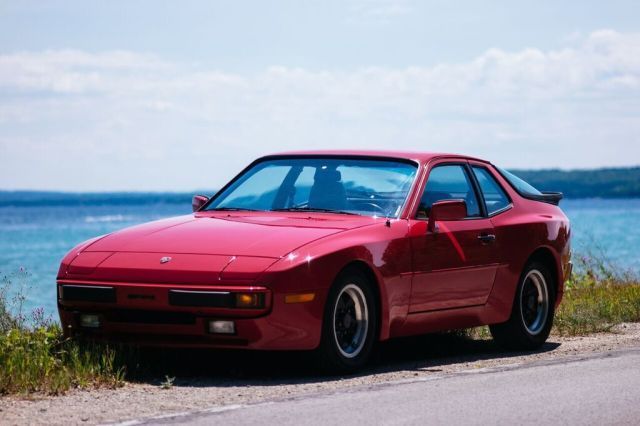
2;164;639;194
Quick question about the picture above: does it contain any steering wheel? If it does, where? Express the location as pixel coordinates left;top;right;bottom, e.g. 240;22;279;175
360;202;387;215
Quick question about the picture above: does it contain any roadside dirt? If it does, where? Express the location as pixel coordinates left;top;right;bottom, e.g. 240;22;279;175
2;323;640;425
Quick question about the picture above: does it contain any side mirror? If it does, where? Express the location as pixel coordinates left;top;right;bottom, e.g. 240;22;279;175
192;195;209;212
428;199;467;233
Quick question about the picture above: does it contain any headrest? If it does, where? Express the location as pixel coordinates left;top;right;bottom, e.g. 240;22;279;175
314;168;341;182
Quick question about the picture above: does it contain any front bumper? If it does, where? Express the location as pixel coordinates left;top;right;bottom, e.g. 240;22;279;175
57;280;325;350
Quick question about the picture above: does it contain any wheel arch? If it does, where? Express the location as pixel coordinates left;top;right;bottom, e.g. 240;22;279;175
338;260;387;342
488;246;560;350
526;246;561;299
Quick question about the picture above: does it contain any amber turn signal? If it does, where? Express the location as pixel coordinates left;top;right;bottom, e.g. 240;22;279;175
235;293;264;308
285;293;316;304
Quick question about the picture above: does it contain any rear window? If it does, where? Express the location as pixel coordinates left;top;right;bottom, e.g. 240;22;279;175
497;167;543;197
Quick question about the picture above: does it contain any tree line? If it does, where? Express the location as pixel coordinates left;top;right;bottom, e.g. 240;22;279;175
510;167;640;198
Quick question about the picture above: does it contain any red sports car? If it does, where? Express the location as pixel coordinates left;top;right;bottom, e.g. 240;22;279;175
58;151;571;372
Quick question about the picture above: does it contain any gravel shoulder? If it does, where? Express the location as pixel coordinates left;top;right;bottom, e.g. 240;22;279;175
2;323;640;425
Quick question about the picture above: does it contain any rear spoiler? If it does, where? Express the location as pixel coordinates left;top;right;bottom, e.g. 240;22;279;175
523;191;563;206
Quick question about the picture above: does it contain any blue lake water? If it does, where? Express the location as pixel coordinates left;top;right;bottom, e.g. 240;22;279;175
1;198;639;319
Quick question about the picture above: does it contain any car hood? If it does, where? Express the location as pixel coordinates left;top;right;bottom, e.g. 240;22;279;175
65;213;376;284
85;213;372;256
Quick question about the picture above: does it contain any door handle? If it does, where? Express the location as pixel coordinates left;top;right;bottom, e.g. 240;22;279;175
477;233;496;244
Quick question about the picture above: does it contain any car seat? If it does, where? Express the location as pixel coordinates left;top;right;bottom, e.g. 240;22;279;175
308;168;347;210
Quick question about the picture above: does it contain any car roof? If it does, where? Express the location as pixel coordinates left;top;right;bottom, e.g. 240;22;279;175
264;149;490;165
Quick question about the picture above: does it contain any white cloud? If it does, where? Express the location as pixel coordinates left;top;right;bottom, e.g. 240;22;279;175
1;30;639;190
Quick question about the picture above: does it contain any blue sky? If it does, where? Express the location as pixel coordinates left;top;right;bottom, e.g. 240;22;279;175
1;0;639;190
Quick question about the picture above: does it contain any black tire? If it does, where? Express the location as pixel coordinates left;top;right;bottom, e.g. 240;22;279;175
316;268;378;374
490;261;556;350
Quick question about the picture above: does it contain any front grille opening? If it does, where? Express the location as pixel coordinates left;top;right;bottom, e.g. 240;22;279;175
61;285;116;303
103;309;196;325
85;333;249;347
169;290;235;308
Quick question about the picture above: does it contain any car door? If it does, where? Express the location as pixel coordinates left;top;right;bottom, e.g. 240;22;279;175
409;161;501;312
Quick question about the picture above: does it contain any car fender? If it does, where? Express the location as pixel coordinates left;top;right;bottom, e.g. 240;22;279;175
262;220;414;341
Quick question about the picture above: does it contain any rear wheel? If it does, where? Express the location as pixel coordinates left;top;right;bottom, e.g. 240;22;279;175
316;268;377;373
490;261;555;350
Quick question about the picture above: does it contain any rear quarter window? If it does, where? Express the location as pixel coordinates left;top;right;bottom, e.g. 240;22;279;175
472;167;511;215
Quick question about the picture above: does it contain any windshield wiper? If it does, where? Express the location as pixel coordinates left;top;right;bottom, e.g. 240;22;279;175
208;207;262;212
272;207;360;216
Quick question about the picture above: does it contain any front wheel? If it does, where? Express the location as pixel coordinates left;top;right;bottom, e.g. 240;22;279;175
490;261;555;350
316;268;377;373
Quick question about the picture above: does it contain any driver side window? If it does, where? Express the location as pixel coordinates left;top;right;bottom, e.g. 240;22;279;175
417;165;481;219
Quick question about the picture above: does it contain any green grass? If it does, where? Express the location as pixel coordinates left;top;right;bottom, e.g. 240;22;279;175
554;255;640;335
0;326;126;395
0;270;127;395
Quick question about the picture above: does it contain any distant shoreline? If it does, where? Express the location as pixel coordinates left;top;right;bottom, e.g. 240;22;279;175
1;166;639;205
0;191;202;207
510;167;640;199
0;193;638;208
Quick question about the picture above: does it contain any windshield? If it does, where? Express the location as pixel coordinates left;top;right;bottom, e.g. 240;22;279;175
206;157;418;218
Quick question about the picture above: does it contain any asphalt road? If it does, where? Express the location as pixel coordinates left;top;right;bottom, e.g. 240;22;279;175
142;347;640;426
